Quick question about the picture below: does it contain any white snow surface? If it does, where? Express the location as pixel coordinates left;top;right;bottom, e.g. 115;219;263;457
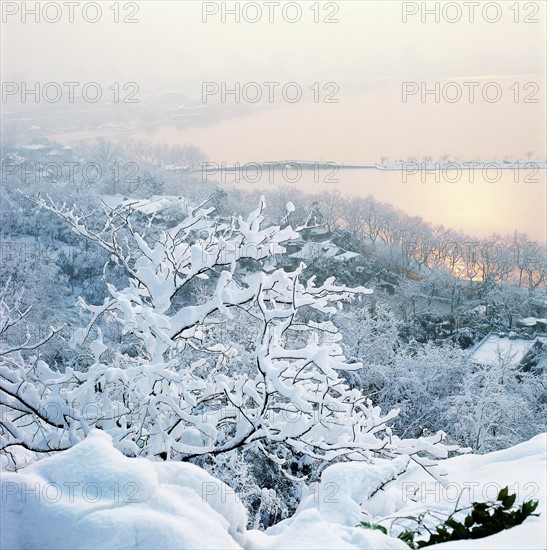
1;430;246;550
1;431;545;549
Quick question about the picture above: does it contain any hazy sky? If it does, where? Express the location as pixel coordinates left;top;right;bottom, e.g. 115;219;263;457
3;1;545;90
2;1;546;239
4;0;544;159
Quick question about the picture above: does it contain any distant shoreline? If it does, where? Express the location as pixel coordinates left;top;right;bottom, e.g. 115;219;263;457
185;159;547;173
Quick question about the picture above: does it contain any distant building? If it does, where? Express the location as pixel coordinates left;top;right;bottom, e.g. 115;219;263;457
100;195;189;217
288;241;340;262
301;227;332;242
518;317;547;329
285;240;360;273
469;332;546;372
260;225;361;276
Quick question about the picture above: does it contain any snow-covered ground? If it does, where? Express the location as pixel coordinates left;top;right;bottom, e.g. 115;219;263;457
1;430;247;550
1;430;545;549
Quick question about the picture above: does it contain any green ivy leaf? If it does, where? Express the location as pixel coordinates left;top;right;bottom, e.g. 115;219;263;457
502;494;517;509
357;521;387;535
497;487;509;501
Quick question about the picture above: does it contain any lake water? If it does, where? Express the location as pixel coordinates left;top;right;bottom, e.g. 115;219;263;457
189;163;546;241
49;85;546;241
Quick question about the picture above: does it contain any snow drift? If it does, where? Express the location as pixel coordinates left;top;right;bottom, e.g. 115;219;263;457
0;430;247;549
1;430;545;549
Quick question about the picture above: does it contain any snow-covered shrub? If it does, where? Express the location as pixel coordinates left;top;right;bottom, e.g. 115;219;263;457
340;299;547;451
444;361;547;453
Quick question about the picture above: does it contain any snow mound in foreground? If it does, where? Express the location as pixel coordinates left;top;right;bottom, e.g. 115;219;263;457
297;432;546;550
1;430;545;549
0;429;246;550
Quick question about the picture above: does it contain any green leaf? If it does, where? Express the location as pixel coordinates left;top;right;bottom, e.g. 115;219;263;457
502;494;516;509
357;521;388;535
361;490;539;549
445;518;461;530
497;487;509;501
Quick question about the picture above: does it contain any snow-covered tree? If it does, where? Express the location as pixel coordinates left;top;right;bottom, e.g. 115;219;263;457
2;196;456;488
